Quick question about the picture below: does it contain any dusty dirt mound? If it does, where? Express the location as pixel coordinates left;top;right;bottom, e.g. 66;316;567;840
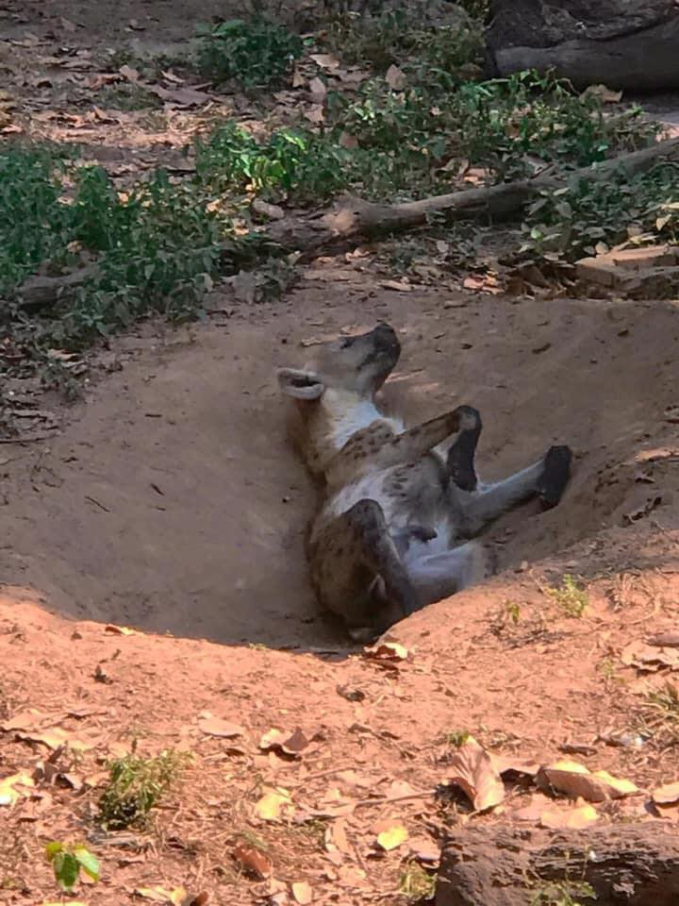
1;271;679;903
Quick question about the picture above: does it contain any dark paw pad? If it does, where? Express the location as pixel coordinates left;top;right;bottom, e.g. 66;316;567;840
538;445;572;509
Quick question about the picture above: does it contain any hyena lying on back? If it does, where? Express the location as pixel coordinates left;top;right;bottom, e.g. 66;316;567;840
278;323;571;640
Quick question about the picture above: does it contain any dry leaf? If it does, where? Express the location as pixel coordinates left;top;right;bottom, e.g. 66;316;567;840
309;77;327;101
385;64;407;91
291;881;313;904
537;760;638;802
310;53;340;70
380;279;413;293
233;840;273;878
327;817;351;854
652;781;679;805
254;787;293;821
539;802;599;829
0;771;35;806
304;104;325;124
494;756;541;779
119;64;139;83
2;709;46;732
363;641;409;661
134;888;187;904
447;737;505;812
582;84;623;104
104;623;136;636
292;66;305;88
649;633;679;648
375;819;409;851
198;717;245;739
259;727;310;756
621;640;679;672
408;836;440;864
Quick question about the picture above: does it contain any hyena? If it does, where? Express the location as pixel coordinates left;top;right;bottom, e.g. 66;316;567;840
278;323;571;640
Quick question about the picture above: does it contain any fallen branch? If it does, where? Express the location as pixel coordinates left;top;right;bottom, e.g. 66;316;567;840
15;265;98;313
436;823;679;906
266;137;679;255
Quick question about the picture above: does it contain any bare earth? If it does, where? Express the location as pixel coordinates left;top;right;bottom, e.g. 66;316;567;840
1;3;679;905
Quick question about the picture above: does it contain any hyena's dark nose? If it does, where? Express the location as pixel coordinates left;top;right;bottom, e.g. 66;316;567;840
373;322;399;350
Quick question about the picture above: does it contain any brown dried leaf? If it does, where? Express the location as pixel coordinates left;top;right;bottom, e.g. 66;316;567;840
291;881;313;904
537;760;639;802
408;836;440;864
119;64;140;83
447;737;505;812
233;841;273;878
385;64;407;91
1;709;46;732
309;77;327;102
259;727;309;756
652;780;679;805
304;104;325;124
310;53;340;70
539;801;599;829
198;717;245;739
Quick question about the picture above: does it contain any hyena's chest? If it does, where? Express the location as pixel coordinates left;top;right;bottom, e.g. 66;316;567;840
315;455;455;542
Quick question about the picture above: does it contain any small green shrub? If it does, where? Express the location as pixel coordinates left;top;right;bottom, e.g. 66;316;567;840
523;163;679;261
98;750;190;829
196;17;304;87
546;575;588;618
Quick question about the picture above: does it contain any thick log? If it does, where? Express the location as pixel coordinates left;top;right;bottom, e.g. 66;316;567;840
265;137;679;254
436;823;679;906
485;0;679;91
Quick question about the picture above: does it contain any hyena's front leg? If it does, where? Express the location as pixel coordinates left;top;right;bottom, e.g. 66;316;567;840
308;499;420;639
329;406;482;487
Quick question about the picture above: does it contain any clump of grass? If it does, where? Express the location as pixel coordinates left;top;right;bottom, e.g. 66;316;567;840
531;880;596;906
443;730;472;748
196;17;304;88
646;682;679;726
399;861;436;903
325;7;484;79
98;750;191;829
546;575;588;618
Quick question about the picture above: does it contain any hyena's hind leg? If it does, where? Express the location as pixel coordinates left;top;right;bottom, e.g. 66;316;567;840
308;499;420;640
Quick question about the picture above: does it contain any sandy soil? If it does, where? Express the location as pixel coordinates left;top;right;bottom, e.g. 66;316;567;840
1;3;679;905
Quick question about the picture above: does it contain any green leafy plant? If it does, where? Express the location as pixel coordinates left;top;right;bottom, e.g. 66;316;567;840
546;575;588;618
45;842;100;894
97;749;191;829
523;163;679;262
196;17;303;87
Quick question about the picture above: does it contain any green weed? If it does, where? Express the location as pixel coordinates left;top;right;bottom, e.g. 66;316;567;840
97;749;191;829
196;17;304;88
546;575;588;618
45;841;100;894
399;861;436;903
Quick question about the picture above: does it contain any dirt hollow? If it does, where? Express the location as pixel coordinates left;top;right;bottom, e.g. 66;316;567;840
2;2;679;904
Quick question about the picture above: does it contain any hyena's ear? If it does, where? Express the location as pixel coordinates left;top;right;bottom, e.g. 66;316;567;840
277;368;325;400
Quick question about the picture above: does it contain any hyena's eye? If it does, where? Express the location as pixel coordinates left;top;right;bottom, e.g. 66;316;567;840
340;336;356;349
